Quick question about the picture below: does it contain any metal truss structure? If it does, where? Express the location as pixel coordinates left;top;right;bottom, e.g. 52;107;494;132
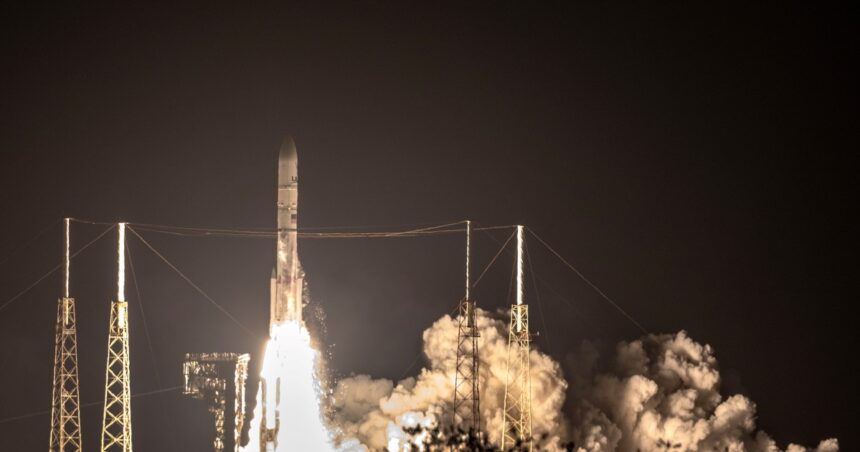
501;303;532;450
183;353;250;452
453;298;481;432
502;226;532;450
453;220;482;433
101;300;132;452
49;297;83;452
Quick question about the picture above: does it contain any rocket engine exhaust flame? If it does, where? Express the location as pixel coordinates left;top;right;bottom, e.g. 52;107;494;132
243;321;335;452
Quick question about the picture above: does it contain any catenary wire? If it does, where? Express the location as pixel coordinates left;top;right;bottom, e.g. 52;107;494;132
0;386;182;425
525;241;551;353
526;227;648;334
0;218;62;267
127;227;257;338
71;217;514;239
395;301;462;381
126;241;181;450
480;227;597;336
0;224;115;314
471;229;517;290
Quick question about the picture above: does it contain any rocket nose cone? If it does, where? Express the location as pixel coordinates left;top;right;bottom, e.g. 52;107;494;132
279;136;297;161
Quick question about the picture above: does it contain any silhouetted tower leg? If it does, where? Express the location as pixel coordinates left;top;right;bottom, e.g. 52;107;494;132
453;221;481;432
102;223;133;452
50;218;82;452
501;226;532;450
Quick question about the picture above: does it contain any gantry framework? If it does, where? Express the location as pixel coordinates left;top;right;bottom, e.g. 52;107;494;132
453;221;481;432
501;226;532;450
101;223;133;452
183;353;250;452
50;218;82;452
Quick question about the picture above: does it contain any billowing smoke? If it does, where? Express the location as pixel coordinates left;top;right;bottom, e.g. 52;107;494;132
330;309;568;450
326;309;838;451
565;331;839;452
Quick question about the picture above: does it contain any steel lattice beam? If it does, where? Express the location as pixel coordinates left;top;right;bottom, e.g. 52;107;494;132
49;297;83;452
101;300;132;452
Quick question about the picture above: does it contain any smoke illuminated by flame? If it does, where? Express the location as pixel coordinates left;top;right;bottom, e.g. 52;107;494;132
243;321;335;451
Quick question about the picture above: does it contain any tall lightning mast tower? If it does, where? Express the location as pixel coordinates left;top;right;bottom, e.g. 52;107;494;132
453;220;480;431
501;225;532;450
101;223;133;452
49;218;83;452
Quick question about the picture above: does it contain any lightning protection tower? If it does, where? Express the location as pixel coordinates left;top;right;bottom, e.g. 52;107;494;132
501;225;532;450
101;223;133;452
453;220;480;432
50;218;83;452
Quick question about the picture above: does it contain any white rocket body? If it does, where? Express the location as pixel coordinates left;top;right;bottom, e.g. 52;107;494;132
270;136;304;332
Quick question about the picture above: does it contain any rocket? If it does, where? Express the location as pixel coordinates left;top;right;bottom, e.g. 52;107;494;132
270;136;304;332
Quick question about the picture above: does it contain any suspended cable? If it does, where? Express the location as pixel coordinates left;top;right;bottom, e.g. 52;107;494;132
396;301;461;382
480;227;597;335
532;271;596;335
126;242;162;386
0;386;182;425
472;230;516;290
130;224;470;239
525;227;648;334
127;227;257;338
0;218;62;267
0;225;115;314
71;218;522;240
525;241;551;353
126;241;180;450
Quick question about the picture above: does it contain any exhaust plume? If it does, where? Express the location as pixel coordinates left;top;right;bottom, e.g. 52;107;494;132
328;310;838;451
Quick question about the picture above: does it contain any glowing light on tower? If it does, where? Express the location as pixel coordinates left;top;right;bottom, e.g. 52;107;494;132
502;224;532;450
117;223;125;302
101;222;132;452
453;220;481;431
50;218;82;452
64;218;70;299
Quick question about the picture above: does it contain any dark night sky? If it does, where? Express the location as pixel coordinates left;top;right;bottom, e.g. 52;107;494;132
0;3;853;451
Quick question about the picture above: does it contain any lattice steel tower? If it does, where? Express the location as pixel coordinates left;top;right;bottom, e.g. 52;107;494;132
50;218;83;452
453;220;480;432
501;225;532;450
101;223;133;452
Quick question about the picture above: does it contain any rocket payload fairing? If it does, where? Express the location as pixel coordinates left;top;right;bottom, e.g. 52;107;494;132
270;136;304;332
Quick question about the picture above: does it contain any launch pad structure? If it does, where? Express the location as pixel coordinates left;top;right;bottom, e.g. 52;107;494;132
182;353;250;452
49;219;83;452
101;223;133;452
453;220;481;432
501;226;533;450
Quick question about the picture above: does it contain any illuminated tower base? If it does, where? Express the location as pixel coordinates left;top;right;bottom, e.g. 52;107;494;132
501;304;532;450
101;300;132;452
50;297;83;452
453;298;480;432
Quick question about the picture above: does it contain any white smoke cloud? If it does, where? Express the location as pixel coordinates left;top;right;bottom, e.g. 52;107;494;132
326;311;838;451
566;331;839;452
329;309;568;450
